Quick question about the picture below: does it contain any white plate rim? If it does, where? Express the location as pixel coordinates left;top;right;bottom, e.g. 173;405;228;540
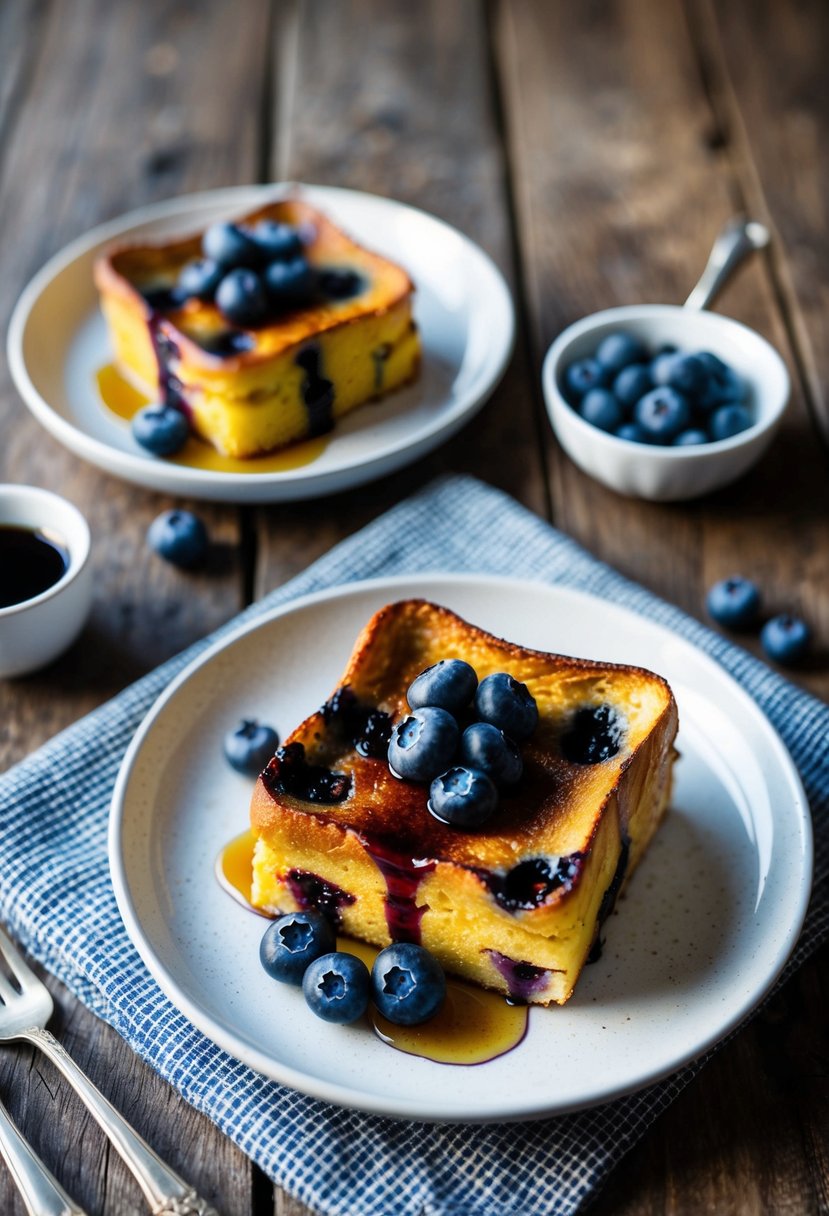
7;184;515;502
109;574;813;1122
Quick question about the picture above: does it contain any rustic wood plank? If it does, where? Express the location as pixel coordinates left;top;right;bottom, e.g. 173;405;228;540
0;0;273;1212
254;0;546;600
494;0;829;703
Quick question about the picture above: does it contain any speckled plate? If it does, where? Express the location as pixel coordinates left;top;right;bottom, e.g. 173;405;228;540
109;575;812;1121
7;185;513;502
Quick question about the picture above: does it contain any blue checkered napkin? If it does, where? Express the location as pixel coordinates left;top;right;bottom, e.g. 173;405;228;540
0;474;826;1216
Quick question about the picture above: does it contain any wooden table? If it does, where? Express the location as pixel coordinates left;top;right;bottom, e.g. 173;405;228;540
1;1;827;1212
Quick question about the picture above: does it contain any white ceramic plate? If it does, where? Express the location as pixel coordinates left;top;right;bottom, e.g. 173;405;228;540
109;576;812;1122
7;186;514;502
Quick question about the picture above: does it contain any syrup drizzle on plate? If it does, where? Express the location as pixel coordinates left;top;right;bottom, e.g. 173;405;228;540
95;364;329;473
215;830;528;1066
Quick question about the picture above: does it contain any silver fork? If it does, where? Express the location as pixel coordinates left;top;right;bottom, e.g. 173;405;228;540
0;1094;88;1215
0;926;219;1216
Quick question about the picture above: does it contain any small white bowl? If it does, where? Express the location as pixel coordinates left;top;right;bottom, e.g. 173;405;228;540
0;484;92;678
542;305;790;501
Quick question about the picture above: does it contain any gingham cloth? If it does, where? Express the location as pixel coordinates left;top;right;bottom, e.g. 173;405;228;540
1;475;826;1216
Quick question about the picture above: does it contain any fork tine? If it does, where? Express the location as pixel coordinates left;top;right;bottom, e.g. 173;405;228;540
0;925;39;992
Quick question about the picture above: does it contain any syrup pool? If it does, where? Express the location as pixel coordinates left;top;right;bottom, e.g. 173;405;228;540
215;831;528;1066
95;364;328;473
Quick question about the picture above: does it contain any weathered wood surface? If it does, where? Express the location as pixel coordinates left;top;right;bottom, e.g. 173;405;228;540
0;0;827;1214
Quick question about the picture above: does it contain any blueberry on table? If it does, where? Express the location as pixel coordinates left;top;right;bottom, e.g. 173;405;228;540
578;388;623;433
562;358;606;402
710;403;753;441
761;614;811;665
595;331;648;374
706;576;761;629
260;911;336;985
224;719;280;776
371;943;446;1026
612;363;652;409
673;428;709;446
202;221;261;268
475;672;538;741
178;257;224;300
387;707;459;783
428;765;499;827
215;267;269;327
147;509;209;569
264;256;314;304
250;220;303;261
407;658;478;715
634;387;691;444
615;421;648;443
303;952;370;1024
459;721;523;787
132;404;189;456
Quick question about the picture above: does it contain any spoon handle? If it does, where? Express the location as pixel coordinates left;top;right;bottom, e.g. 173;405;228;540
684;217;770;311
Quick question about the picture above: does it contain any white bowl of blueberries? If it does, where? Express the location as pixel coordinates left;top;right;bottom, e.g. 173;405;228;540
542;304;790;502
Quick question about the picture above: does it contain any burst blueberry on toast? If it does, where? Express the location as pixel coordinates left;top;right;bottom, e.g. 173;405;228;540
93;198;420;457
249;600;678;1005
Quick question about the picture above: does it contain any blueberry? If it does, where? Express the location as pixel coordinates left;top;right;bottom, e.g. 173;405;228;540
202;221;261;268
650;351;678;386
634;387;691;444
663;353;709;397
761;614;811;665
578;388;623;433
595;331;648;374
475;672;538;742
615;421;648;443
303;951;370;1023
696;351;728;378
697;365;748;412
140;284;187;314
407;659;478;715
132;404;189;456
562;358;606;403
215;268;269;327
387;707;459;782
178;258;224;300
561;704;624;765
317;267;365;299
250;220;303;261
673;428;709;446
260;911;336;985
264;256;314;305
459;722;522;787
147;509;209;568
371;943;446;1025
706;576;761;629
224;719;280;776
428;765;498;827
612;363;652;409
710;403;753;441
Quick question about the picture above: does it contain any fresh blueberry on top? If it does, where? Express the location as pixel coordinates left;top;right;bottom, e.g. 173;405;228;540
615;421;648;443
371;943;446;1026
595;331;648;374
317;267;365;300
579;388;623;433
202;221;261;268
387;707;459;783
459;722;522;787
147;509;209;569
673;428;709;446
303;952;370;1024
178;257;224;300
561;704;623;765
264;256;314;305
761;614;811;665
428;765;498;828
663;352;709;397
250;220;303;261
132;404;189;457
215;268;269;327
407;659;478;715
140;284;187;314
612;363;652;410
709;403;752;441
224;719;280;776
563;358;606;403
260;911;336;986
706;576;761;629
475;672;538;742
634;387;691;444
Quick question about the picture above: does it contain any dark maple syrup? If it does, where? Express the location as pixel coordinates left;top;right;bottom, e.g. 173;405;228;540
215;831;528;1065
0;525;69;608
